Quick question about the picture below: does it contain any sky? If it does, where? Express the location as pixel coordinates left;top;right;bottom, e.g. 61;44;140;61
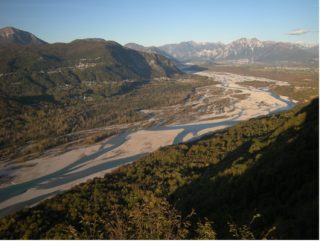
0;0;318;46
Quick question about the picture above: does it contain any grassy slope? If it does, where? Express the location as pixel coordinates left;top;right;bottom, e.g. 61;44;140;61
0;98;317;239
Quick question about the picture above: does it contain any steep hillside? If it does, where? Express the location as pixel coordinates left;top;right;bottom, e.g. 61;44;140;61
0;39;180;96
0;27;47;45
0;99;317;239
0;36;181;107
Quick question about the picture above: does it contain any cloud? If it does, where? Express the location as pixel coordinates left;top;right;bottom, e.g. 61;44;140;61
287;28;309;35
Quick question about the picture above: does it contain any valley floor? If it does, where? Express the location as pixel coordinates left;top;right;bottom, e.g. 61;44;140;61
0;71;295;217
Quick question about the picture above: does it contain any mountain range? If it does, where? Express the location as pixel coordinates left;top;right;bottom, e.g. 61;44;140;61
1;27;318;66
0;27;181;99
0;39;179;79
125;38;319;65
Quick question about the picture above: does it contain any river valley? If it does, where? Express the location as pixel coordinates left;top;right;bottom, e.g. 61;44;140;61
0;70;296;217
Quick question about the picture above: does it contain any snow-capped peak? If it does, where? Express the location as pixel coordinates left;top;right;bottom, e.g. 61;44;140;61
230;38;264;48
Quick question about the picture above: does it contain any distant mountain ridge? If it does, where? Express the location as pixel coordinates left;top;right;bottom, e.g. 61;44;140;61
124;43;179;62
126;38;319;65
0;27;47;45
1;26;317;65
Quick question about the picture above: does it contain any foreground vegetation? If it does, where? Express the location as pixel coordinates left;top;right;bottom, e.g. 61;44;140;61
0;98;317;239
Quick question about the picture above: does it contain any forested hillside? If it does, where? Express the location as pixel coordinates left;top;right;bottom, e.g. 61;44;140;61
0;98;317;239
